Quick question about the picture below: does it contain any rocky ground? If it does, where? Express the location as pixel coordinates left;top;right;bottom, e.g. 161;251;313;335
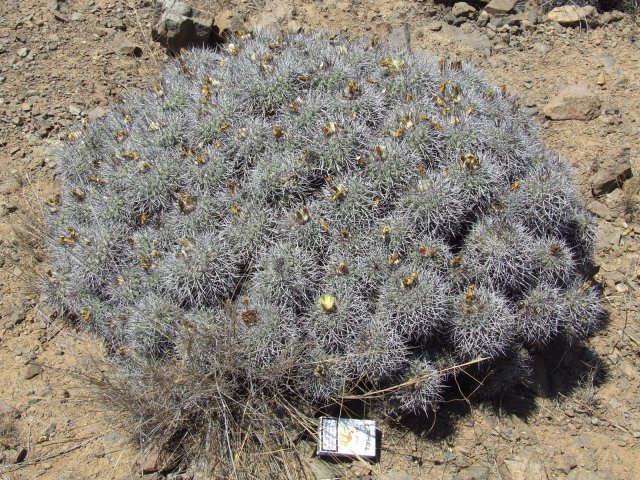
0;0;639;479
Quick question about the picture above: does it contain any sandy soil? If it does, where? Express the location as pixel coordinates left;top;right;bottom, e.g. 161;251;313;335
0;1;638;479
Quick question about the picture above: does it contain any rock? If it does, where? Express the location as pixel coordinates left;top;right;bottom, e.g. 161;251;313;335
588;200;613;220
37;422;58;443
499;452;549;480
0;176;22;195
103;430;124;445
477;11;490;28
24;363;43;380
0;201;18;217
57;472;86;480
485;0;518;16
49;0;71;22
254;0;294;30
447;27;491;57
424;6;438;17
87;106;108;122
599;104;622;126
111;33;142;57
309;458;345;479
555;454;578;474
388;24;411;51
534;43;549;55
7;304;29;326
426;21;443;32
592;53;616;74
213;11;245;38
3;447;27;464
441;451;457;463
136;449;180;474
601;228;621;247
452;2;477;18
596;72;606;86
108;18;127;31
444;12;465;26
526;10;539;25
41;422;57;439
607;347;621;367
68;104;82;116
546;6;598;27
543;85;600;121
591;146;633;196
0;402;20;420
285;19;303;34
380;468;417;479
615;282;628;293
17;47;29;58
458;463;490;480
566;470;604;480
619;361;637;379
600;11;625;25
152;0;219;54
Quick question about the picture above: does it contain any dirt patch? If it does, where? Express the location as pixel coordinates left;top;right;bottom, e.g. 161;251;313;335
0;1;638;478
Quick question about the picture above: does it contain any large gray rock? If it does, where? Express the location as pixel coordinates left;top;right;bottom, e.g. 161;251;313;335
485;0;518;15
591;146;633;196
152;0;218;54
543;85;600;121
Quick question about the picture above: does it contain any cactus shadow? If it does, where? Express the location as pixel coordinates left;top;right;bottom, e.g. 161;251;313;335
387;339;610;444
385;398;464;442
544;340;610;399
485;342;611;422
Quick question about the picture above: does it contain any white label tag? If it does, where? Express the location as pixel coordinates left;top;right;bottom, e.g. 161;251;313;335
317;417;377;458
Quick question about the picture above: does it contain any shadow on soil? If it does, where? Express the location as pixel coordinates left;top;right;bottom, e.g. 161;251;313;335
388;337;610;446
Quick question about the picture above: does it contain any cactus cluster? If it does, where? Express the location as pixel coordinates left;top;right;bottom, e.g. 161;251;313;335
45;31;604;437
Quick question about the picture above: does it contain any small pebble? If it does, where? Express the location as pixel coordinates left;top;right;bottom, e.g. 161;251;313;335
24;363;43;380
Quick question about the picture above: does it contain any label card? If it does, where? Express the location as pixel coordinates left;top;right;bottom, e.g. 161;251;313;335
317;417;377;459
